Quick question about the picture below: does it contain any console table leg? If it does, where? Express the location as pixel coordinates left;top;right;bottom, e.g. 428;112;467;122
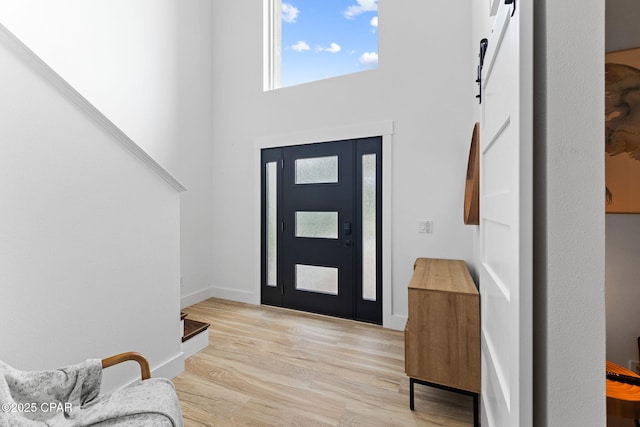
410;378;415;410
473;393;479;427
408;377;478;425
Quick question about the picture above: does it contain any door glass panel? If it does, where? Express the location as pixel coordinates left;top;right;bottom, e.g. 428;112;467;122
266;162;277;287
295;156;338;184
295;211;338;239
362;154;377;301
296;264;338;295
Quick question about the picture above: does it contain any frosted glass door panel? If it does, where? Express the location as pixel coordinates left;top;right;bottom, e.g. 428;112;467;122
266;162;278;287
296;264;338;295
362;154;377;301
295;211;338;239
295;156;338;184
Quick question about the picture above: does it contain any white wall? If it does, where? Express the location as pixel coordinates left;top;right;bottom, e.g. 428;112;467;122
0;0;215;307
209;0;474;324
533;0;606;425
0;26;183;391
173;2;215;307
0;0;179;164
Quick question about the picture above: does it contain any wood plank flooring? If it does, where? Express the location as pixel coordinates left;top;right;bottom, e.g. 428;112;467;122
173;298;474;426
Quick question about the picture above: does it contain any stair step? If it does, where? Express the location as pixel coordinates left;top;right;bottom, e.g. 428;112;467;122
182;318;210;343
181;312;187;321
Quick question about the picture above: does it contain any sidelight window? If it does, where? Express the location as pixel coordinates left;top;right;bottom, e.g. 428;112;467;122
265;161;279;287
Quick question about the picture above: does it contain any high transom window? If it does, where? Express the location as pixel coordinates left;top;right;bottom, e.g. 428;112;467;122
265;0;379;90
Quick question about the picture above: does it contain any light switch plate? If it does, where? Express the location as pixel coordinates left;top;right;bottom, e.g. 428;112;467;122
419;221;433;233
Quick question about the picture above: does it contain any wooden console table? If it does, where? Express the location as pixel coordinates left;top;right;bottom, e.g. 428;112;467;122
405;258;480;427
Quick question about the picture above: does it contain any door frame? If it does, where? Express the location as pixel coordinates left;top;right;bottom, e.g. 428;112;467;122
253;120;400;329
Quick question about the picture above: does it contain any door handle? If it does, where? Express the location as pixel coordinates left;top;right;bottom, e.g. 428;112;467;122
344;222;352;236
344;239;352;248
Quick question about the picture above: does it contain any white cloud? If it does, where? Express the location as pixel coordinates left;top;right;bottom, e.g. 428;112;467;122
344;0;378;19
359;51;378;66
291;41;310;52
282;3;299;23
370;16;378;27
315;43;342;53
324;43;342;53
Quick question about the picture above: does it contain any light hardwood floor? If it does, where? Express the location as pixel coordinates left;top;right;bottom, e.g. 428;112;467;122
174;298;474;426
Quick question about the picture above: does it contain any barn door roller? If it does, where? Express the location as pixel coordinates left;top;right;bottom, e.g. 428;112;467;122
505;0;516;16
475;38;488;104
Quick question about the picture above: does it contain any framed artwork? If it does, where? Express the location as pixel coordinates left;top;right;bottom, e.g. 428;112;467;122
605;47;640;213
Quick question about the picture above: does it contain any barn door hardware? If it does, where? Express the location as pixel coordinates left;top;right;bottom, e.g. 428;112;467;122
505;0;516;16
475;38;488;104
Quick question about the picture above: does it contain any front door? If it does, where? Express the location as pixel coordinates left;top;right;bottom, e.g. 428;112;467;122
261;137;382;324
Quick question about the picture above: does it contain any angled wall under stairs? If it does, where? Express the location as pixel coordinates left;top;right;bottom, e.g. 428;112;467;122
0;22;186;392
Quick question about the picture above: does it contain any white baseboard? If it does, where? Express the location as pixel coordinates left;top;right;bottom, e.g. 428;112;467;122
112;351;185;392
385;313;407;331
181;286;258;308
102;351;184;393
181;287;215;308
212;286;259;305
152;352;185;380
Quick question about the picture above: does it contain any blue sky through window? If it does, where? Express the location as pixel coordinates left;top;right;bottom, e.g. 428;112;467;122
281;0;378;88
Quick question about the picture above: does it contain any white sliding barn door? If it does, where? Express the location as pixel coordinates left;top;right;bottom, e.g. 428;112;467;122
479;1;532;426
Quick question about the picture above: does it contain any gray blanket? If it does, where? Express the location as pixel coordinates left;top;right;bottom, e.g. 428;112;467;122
0;359;183;426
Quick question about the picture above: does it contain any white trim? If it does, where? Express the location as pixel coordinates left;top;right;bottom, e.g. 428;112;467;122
380;132;396;330
263;0;281;90
254;120;395;327
119;352;184;390
387;314;407;332
213;286;260;305
255;120;394;149
151;352;185;380
181;287;215;309
182;285;260;307
0;22;187;193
